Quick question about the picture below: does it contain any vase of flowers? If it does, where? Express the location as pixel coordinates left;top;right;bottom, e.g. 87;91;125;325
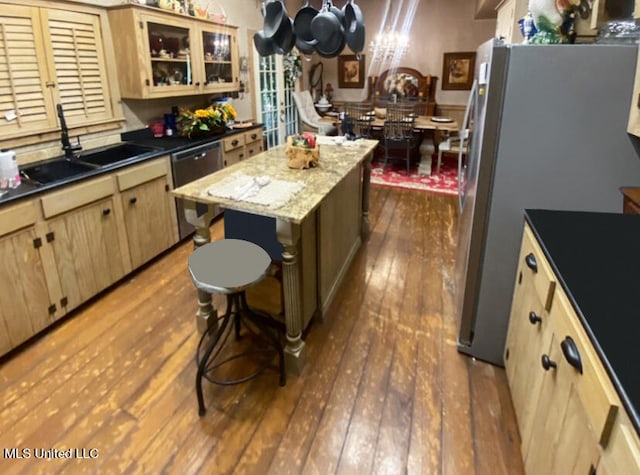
178;102;237;138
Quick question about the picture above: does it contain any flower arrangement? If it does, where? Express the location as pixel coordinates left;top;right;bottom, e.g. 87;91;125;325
178;102;237;138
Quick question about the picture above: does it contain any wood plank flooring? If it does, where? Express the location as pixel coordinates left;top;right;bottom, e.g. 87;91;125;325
0;185;524;474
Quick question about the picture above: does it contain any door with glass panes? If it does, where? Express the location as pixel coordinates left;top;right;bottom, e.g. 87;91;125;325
254;54;298;149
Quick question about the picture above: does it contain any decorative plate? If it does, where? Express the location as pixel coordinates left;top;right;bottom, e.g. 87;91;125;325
430;116;454;123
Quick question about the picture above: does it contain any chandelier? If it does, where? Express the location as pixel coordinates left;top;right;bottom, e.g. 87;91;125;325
369;29;410;62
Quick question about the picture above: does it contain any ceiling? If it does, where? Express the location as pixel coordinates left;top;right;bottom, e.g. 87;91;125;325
475;0;502;19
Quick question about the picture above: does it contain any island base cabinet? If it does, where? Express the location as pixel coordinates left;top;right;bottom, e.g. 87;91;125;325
47;197;127;312
0;226;55;355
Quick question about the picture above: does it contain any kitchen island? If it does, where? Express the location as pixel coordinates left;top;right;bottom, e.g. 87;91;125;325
172;138;378;372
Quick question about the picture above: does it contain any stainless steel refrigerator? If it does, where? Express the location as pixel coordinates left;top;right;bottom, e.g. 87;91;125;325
455;39;640;365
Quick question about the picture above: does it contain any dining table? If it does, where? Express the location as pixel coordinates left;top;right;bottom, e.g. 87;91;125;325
320;114;459;133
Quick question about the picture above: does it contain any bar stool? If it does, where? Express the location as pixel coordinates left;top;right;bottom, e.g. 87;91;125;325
188;239;286;416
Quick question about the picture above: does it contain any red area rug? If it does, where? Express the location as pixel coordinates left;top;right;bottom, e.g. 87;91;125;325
370;156;459;196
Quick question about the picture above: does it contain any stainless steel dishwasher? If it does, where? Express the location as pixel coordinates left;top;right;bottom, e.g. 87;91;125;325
171;140;223;239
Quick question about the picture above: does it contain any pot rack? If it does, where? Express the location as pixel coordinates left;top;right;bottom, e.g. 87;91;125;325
253;0;365;58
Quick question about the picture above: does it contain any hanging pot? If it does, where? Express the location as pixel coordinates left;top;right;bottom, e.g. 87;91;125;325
272;17;296;55
263;0;288;38
293;1;318;54
327;0;345;27
316;29;345;58
343;0;365;53
253;30;276;56
311;1;344;57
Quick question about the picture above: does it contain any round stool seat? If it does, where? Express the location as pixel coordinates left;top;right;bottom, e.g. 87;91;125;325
188;239;271;294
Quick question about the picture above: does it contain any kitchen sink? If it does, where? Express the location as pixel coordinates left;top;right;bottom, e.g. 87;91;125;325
20;159;99;186
76;143;159;166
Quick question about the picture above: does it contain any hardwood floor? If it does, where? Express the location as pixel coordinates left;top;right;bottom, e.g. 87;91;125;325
0;185;524;474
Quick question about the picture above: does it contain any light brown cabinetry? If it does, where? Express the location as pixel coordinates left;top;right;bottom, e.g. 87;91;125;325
107;4;239;99
0;2;120;143
0;156;179;357
0;201;55;355
116;159;179;268
505;221;639;474
222;128;263;167
41;176;128;312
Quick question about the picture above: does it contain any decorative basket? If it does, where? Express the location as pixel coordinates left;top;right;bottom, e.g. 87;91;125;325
204;2;227;23
285;136;319;169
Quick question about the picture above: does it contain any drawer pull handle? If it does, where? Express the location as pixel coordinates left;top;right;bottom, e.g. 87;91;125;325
130;197;137;204
541;354;557;371
250;133;257;140
528;311;542;325
525;253;538;273
561;336;583;374
232;139;239;146
102;208;111;216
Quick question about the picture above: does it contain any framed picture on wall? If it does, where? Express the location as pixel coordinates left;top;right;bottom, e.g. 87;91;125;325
442;52;476;90
338;54;365;89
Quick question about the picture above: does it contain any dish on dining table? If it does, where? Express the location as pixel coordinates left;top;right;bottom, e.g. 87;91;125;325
430;116;454;123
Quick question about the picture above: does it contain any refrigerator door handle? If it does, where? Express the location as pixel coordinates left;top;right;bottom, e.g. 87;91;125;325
459;79;477;212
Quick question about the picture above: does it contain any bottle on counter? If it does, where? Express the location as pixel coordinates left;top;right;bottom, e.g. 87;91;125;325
0;149;20;190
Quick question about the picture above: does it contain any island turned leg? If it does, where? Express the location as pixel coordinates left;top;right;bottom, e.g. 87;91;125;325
183;200;218;334
361;152;372;240
276;219;307;374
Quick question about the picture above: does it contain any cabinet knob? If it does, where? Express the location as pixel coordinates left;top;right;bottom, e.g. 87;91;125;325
130;197;137;204
561;336;583;374
525;253;538;273
250;134;257;140
195;82;200;87
232;139;239;146
528;311;542;325
541;354;557;371
102;208;111;216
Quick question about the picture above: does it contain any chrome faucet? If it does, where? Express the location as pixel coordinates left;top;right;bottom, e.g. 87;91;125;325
57;104;82;159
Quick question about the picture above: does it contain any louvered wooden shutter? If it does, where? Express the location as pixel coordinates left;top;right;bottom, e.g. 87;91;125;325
0;5;56;139
44;9;113;126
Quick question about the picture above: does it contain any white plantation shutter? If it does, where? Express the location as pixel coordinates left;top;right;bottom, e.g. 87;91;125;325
45;9;113;125
0;6;56;138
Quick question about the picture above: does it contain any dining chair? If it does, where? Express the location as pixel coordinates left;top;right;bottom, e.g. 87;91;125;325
292;90;337;136
436;129;469;174
382;116;416;175
341;102;373;139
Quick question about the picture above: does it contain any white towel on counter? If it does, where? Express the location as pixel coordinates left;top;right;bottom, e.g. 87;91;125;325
207;172;305;209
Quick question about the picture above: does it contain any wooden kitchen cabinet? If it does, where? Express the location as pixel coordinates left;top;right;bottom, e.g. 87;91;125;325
629;47;640;137
116;158;179;268
222;128;264;167
41;175;129;312
506;221;637;474
0;201;56;355
107;4;239;99
0;2;121;143
504;225;555;458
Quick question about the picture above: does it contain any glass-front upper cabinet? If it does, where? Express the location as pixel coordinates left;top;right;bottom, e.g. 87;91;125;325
147;21;194;91
108;5;239;99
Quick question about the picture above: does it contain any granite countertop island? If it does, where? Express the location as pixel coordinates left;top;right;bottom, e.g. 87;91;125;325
173;138;379;373
525;209;640;435
172;138;378;223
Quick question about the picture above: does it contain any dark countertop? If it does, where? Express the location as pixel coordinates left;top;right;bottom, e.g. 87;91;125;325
0;125;262;207
525;209;640;435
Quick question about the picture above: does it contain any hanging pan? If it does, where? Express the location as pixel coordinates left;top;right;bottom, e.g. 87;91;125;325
293;1;318;54
272;17;296;55
253;30;276;56
263;0;288;38
311;0;344;57
343;0;365;53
